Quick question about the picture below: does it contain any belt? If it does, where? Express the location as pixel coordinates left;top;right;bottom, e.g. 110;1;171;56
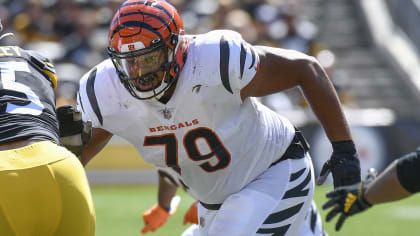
200;201;222;211
270;128;309;167
199;129;310;211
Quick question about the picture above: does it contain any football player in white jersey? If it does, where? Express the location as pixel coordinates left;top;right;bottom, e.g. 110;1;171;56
71;0;361;235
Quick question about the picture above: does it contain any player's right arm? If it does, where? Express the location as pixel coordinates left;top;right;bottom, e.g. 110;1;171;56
142;167;188;233
80;127;113;166
241;43;360;188
142;173;178;234
77;60;116;166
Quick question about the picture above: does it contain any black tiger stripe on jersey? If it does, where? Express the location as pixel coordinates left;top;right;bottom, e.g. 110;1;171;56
219;35;233;94
86;68;103;125
290;168;305;181
239;43;247;79
310;204;318;233
256;224;290;236
282;170;311;199
262;202;304;224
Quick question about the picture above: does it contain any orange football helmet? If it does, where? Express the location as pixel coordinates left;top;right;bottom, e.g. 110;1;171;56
107;0;185;100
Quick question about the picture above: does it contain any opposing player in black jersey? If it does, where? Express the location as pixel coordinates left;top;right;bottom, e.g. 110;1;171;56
0;22;95;236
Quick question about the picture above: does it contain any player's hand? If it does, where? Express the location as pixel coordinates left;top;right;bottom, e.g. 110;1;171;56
56;105;92;157
183;201;198;225
141;204;170;234
322;168;377;231
317;140;361;188
142;196;180;234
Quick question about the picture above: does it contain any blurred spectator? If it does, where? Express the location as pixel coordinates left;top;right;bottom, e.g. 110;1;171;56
298;49;356;109
279;10;319;56
222;9;258;43
316;49;356;107
61;8;99;67
54;63;85;107
13;1;58;42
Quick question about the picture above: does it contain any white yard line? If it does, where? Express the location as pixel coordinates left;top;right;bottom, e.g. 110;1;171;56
390;206;420;220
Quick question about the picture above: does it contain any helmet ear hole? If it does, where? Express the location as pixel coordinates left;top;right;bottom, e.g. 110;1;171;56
173;64;180;74
170;34;178;47
151;38;161;46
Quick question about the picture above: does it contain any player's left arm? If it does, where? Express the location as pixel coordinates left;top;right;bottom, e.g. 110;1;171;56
241;46;360;188
157;173;178;212
241;46;351;142
141;172;179;234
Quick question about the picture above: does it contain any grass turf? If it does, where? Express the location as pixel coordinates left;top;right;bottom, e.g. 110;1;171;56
92;184;420;236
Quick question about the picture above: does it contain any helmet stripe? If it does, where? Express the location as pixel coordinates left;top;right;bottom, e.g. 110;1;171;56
121;1;178;31
111;11;171;34
110;21;162;41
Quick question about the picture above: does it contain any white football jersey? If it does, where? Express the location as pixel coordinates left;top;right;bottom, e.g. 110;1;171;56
78;30;295;203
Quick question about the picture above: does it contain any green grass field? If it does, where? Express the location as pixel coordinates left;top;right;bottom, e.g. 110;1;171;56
92;184;420;236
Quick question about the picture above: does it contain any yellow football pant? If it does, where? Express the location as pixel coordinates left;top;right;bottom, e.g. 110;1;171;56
0;141;95;236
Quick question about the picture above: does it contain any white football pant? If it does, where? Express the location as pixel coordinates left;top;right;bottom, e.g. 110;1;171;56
183;154;325;236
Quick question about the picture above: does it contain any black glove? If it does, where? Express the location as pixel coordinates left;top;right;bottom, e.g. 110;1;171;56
56;105;92;157
322;168;377;231
317;140;361;188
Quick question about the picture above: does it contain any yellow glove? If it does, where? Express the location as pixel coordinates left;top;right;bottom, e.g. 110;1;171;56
141;204;170;234
183;201;198;225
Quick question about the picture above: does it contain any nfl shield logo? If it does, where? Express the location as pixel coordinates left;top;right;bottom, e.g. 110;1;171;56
162;108;172;120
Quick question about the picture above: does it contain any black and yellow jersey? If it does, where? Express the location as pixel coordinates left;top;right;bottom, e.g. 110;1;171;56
0;46;59;144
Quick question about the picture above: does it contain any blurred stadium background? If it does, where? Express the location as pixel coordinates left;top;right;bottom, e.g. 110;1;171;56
1;0;420;235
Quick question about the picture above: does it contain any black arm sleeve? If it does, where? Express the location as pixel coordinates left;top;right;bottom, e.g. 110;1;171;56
396;148;420;193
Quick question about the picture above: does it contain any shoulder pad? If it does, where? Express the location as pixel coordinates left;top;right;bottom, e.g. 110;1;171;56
191;30;259;93
25;50;58;89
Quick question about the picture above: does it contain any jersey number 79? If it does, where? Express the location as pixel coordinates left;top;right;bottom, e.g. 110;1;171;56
144;127;231;174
